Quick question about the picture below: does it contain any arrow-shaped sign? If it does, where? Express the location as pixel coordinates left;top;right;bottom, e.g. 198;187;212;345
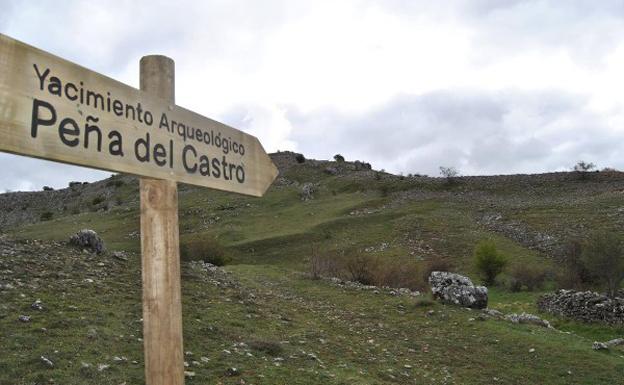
0;33;278;196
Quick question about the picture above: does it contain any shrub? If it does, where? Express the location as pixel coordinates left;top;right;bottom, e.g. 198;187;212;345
344;253;376;285
439;166;459;183
421;257;454;283
573;160;596;180
180;238;231;266
372;260;425;291
40;211;53;221
581;231;624;298
557;239;593;290
92;196;105;206
333;154;345;162
309;244;338;279
474;240;507;286
295;153;306;163
106;179;125;188
248;340;283;356
507;264;547;292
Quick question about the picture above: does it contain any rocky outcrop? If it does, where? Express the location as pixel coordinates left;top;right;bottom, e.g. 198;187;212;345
592;338;624;351
538;290;624;325
429;271;488;309
300;183;315;201
69;229;105;254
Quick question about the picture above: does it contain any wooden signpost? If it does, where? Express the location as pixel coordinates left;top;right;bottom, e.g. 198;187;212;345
0;33;278;384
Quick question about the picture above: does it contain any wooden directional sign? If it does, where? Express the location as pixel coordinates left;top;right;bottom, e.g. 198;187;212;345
0;33;278;196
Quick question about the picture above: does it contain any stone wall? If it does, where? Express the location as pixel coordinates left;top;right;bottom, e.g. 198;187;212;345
537;289;624;325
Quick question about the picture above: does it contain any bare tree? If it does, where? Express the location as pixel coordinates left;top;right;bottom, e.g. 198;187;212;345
439;166;459;184
573;161;596;180
582;231;624;298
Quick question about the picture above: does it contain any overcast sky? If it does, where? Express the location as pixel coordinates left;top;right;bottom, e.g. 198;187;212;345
1;0;624;191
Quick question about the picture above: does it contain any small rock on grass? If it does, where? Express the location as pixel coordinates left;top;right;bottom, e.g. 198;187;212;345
593;338;624;351
40;356;54;368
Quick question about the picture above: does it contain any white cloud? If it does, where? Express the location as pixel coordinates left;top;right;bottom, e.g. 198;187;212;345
1;0;624;190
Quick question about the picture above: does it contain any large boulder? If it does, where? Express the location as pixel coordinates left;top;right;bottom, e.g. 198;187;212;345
429;271;488;309
69;229;105;254
300;183;315;201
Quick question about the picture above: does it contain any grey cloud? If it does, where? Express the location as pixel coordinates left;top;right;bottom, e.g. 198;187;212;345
281;89;622;176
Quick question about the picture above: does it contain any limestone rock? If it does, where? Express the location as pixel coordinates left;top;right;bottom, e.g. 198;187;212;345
428;271;488;309
592;338;624;351
69;229;105;254
505;312;552;328
300;183;315;201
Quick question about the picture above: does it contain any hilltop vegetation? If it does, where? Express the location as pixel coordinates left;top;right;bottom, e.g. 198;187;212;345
1;151;624;384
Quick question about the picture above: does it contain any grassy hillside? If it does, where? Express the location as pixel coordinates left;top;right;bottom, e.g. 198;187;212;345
1;153;624;384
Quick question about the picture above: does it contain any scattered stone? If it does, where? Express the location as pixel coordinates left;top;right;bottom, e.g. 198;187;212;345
69;229;105;254
529;348;536;353
184;371;196;378
482;308;503;318
505;313;552;328
31;299;44;311
97;363;110;371
18;315;31;322
592;338;624;351
112;251;128;261
40;356;54;368
429;271;488;309
593;342;609;351
538;290;624;325
225;367;240;376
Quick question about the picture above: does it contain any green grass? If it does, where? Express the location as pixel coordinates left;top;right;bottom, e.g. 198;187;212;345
3;165;624;384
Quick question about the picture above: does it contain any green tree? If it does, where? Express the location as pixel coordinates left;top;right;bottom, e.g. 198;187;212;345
474;239;507;286
581;231;624;298
333;154;345;162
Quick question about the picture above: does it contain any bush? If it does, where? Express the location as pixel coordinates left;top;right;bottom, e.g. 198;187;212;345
507;264;547;292
421;257;454;283
106;179;125;188
295;153;305;163
474;240;507;286
248;340;283;356
372;260;425;291
92;196;105;206
557;239;593;290
180;238;231;266
439;166;459;184
573;160;596;180
581;231;624;298
344;254;376;285
308;244;339;279
40;211;53;221
333;154;345;162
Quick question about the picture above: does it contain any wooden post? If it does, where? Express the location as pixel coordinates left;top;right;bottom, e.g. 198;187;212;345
139;55;184;385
